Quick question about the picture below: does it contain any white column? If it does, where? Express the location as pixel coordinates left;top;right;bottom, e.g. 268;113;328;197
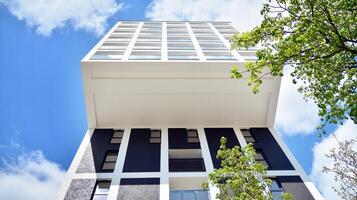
56;129;94;200
160;128;170;200
197;128;219;200
233;127;248;147
208;22;244;61
161;22;168;61
107;128;131;200
186;22;206;61
122;22;143;60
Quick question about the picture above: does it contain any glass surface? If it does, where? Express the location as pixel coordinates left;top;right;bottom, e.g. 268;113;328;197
188;138;199;143
113;130;124;138
168;46;195;50
254;152;264;160
168;56;199;60
95;181;110;194
257;160;269;167
91;51;124;60
105;155;117;162
129;55;161;60
102;162;115;170
110;138;121;144
92;195;108;200
187;129;198;137
205;56;236;60
241;130;251;137
150;130;161;138
150;138;161;143
245;136;255;143
170;190;210;200
200;46;227;50
133;46;161;50
129;51;161;60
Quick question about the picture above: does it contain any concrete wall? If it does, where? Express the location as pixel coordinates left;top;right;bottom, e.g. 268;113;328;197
118;178;160;200
64;179;96;200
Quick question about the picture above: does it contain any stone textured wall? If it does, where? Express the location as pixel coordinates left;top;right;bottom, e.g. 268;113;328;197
76;129;120;173
118;178;160;200
64;179;96;200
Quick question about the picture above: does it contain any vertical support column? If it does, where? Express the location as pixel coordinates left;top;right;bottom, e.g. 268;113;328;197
161;22;168;61
233;127;248;147
122;22;143;60
186;22;206;61
197;128;219;200
208;22;244;61
160;128;169;200
107;128;131;200
56;129;94;200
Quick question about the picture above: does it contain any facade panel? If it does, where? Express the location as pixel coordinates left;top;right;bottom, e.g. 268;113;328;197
278;176;315;200
118;178;160;200
204;128;240;169
250;128;294;170
123;129;161;172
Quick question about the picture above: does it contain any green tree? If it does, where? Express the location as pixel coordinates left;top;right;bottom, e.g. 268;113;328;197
207;137;292;200
229;0;356;133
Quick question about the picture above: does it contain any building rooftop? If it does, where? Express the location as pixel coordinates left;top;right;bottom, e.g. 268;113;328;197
81;21;279;129
82;21;257;62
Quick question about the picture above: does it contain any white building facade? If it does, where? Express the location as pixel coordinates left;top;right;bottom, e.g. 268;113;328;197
58;21;323;200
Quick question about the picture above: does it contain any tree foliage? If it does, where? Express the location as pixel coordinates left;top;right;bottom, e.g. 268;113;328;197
207;137;292;200
322;137;357;200
230;0;357;133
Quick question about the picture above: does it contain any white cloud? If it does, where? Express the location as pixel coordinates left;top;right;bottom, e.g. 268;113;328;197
310;120;357;199
146;0;264;31
0;0;124;36
275;68;320;135
0;150;66;200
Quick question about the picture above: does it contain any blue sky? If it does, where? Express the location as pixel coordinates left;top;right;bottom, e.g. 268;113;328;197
0;0;151;169
0;0;355;199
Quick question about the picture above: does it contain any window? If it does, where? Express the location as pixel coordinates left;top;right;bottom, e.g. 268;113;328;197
237;51;258;61
110;130;123;144
168;51;198;60
150;129;161;143
270;179;284;200
91;51;125;60
167;42;195;50
100;42;129;50
92;181;111;200
133;42;161;50
101;151;118;171
203;51;236;60
129;51;161;60
255;150;269;168
241;129;255;143
187;129;199;143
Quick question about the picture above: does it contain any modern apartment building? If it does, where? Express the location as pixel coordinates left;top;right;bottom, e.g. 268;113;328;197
58;21;323;200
